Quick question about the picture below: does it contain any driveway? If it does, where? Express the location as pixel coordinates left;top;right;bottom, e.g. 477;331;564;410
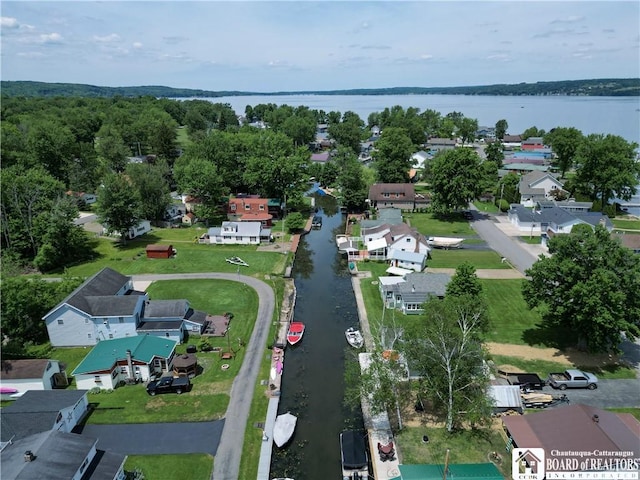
77;420;225;455
130;273;275;480
540;380;640;409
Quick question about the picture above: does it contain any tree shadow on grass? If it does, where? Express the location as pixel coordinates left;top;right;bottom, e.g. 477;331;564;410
522;322;573;350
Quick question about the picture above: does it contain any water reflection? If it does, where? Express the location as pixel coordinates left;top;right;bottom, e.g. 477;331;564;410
270;195;364;480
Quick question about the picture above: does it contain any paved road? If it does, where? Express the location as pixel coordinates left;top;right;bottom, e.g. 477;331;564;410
78;421;225;455
536;380;640;409
467;208;538;275
131;273;275;480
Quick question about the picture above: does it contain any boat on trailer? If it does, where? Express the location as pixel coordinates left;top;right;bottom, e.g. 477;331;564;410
345;327;364;348
273;412;297;447
287;321;305;346
426;236;464;249
340;430;369;479
225;256;249;266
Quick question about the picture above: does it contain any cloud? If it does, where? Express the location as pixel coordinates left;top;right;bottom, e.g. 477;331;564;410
17;51;45;58
1;16;19;29
132;42;143;49
163;36;188;45
360;45;391;51
486;53;510;62
93;33;120;43
39;32;63;44
532;28;589;39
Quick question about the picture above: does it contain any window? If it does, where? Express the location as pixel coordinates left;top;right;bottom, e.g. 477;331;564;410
111;369;118;378
383;193;390;198
108;334;113;339
119;317;124;323
80;458;89;473
165;332;170;337
87;333;92;339
94;376;102;383
57;319;64;325
406;238;411;242
245;204;250;210
259;204;265;210
85;318;89;324
120;367;128;374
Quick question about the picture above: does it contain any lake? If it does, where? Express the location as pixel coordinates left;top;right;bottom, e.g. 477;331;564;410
201;94;640;145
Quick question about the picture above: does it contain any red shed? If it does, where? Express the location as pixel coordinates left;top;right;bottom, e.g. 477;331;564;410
146;244;175;259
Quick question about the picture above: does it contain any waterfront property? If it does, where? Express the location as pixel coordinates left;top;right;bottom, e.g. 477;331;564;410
200;221;272;245
0;359;68;396
518;171;565;207
378;272;451;314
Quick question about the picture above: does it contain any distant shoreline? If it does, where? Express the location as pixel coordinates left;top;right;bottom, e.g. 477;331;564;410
2;78;639;98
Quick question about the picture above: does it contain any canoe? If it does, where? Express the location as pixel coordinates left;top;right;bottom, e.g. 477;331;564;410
273;412;297;447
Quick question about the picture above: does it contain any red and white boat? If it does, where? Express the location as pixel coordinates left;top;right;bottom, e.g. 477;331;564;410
287;321;305;346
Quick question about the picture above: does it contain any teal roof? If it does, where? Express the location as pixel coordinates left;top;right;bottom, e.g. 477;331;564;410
397;463;503;480
72;336;177;375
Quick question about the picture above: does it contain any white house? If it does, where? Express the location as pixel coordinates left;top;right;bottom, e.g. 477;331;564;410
411;150;430;169
72;336;177;390
519;171;565;207
378;272;451;315
201;221;271;245
362;223;430;261
0;359;67;396
102;220;152;240
387;249;427;273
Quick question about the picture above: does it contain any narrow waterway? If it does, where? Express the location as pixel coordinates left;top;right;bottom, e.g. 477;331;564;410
270;195;365;479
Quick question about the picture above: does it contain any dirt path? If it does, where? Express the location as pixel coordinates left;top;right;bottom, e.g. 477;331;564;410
485;342;622;367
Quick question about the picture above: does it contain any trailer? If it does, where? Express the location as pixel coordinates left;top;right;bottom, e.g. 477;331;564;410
498;370;546;391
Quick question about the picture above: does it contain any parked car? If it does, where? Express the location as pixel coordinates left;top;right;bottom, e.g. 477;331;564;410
504;372;546;391
146;376;190;396
547;369;598;390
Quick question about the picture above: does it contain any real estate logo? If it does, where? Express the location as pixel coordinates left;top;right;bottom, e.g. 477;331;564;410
512;448;545;480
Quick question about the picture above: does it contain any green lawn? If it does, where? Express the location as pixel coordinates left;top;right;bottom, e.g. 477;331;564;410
397;426;507;476
428;249;510;269
404;212;475;236
473;200;500;213
489;355;636;380
125;454;212;480
608;408;640;421
611;218;640;231
176;126;193;150
53;232;288;278
518;236;542;245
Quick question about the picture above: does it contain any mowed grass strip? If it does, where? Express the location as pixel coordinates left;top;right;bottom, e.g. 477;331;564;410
427;249;509;269
125;453;213;480
404;212;475;236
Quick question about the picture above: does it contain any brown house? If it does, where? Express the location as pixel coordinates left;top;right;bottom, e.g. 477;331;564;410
146;244;175;259
368;183;417;210
228;197;273;226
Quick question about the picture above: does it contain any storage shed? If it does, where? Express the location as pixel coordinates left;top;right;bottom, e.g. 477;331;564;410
146;244;175;259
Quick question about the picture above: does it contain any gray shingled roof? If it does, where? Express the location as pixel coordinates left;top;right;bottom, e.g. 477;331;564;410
0;359;50;380
83;449;127;480
44;267;130;318
144;299;188;318
1;430;97;480
388;249;426;263
184;309;208;325
85;295;140;316
392;272;451;302
136;320;183;331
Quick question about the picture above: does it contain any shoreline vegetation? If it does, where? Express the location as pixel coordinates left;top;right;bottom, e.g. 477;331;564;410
2;77;639;98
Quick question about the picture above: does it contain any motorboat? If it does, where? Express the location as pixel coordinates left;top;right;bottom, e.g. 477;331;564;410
348;261;358;275
226;256;249;267
311;215;322;228
273;412;297;448
345;327;364;348
426;236;464;249
340;430;369;479
286;321;305;346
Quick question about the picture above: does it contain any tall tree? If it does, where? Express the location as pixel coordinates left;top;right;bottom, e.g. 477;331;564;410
328;111;364;155
484;141;504;168
126;162;172;223
334;147;368;212
544;127;584;178
574;134;640;210
173;156;224;224
495;119;508;140
96;124;131;172
25;119;75;183
428;148;484;214
372;127;415;183
95;173;141;244
405;295;492;432
446;262;483;298
521;126;545;139
523;225;640;353
458;117;479;145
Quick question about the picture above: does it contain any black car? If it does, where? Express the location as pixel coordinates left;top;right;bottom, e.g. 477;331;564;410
146;376;190;396
462;210;473;220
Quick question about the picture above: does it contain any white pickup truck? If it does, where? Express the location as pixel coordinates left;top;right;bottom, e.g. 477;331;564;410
547;369;598;390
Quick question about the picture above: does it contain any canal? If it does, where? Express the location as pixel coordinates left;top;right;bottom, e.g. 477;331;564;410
270;194;365;479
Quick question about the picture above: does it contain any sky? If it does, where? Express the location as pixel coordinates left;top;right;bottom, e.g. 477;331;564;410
1;1;639;92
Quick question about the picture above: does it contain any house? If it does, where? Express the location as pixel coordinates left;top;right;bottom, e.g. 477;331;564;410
426;138;457;151
360;207;404;229
361;223;431;261
368;184;417;210
537;200;592;213
411;150;430;169
476;126;496;139
102;219;151;240
519;171;565;207
0;359;67;396
183;195;202;213
43;267;145;347
1;429;126;480
164;204;186;221
502;404;640;469
66;190;97;205
1;390;90;443
182;212;197;225
71;336;177;390
201;221;271;245
378;272;451;315
502;134;522;149
521;136;544;150
507;204;613;238
613;233;640;254
387;249;427;273
145;244;175;259
227;197;273;226
43;267;211;347
310;152;331;163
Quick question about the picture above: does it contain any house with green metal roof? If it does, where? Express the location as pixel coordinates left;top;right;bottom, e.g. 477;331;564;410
72;336;177;390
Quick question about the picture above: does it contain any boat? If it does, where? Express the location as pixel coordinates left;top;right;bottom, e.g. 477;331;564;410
287;321;305;346
226;256;249;266
0;387;19;395
348;261;358;275
311;215;322;228
273;412;297;447
345;327;364;348
340;430;369;479
426;236;464;249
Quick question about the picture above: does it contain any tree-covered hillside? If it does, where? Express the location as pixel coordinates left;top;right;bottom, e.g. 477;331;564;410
1;78;638;98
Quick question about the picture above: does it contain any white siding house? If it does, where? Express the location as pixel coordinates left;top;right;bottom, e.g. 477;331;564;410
519;171;565;207
0;359;67;396
387;249;427;272
201;221;266;245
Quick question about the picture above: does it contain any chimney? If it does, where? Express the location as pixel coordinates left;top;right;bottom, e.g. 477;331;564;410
126;350;134;380
24;451;35;462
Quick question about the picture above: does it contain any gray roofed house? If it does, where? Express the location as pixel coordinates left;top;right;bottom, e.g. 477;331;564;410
201;221;267;245
0;358;68;394
368;183;417;210
518;171;564;207
1;429;127;480
1;390;89;443
387;249;427;272
378;272;451;315
360;207;404;229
